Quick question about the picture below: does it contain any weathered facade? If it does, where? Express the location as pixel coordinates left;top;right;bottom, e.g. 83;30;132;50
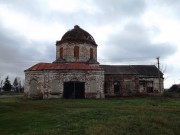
24;25;163;99
25;67;104;99
101;65;163;97
24;25;104;99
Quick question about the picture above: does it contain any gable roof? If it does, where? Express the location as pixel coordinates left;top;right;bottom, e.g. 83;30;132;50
100;65;138;75
100;65;163;77
131;65;163;77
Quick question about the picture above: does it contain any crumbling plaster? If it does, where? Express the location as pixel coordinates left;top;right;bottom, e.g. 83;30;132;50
24;69;104;99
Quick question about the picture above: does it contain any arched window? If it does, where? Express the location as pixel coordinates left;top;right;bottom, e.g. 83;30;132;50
74;46;79;58
60;47;63;59
114;81;120;94
104;81;108;95
90;48;93;59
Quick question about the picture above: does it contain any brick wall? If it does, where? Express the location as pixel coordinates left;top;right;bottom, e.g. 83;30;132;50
56;42;97;63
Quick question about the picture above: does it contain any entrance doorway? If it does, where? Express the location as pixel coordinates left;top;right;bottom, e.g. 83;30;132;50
63;82;85;99
114;81;120;96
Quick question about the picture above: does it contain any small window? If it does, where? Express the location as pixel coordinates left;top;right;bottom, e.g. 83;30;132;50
60;47;63;59
90;48;93;59
74;46;79;58
125;81;135;92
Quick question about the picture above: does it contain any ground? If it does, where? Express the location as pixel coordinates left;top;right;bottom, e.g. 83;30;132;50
0;96;180;135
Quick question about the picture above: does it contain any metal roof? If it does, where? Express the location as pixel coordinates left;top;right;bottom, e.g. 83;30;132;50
25;63;163;78
100;65;163;77
25;63;103;71
100;65;138;75
131;65;163;77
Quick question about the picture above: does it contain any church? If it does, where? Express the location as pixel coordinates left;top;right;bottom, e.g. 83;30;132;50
24;25;164;99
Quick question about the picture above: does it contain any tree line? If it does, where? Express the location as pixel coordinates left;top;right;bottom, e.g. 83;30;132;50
0;76;24;92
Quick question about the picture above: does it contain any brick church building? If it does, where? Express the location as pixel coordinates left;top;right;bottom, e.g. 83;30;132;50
24;25;164;99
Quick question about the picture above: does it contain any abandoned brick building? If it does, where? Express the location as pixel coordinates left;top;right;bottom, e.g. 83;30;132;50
24;25;164;99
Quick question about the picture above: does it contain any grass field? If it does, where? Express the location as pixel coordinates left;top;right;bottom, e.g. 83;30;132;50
0;97;180;135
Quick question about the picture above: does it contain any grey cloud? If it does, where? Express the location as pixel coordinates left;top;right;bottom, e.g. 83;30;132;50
0;0;46;20
101;22;176;63
148;0;180;18
0;0;147;26
0;0;90;28
164;0;180;18
0;22;55;79
50;0;147;27
0;27;48;62
95;0;146;16
90;0;146;24
156;0;180;7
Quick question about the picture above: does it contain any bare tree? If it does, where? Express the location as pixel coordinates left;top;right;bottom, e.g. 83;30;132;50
13;77;19;92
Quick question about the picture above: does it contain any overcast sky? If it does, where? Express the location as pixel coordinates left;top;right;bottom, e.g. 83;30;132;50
0;0;180;88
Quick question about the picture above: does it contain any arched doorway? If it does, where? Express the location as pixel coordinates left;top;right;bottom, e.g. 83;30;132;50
63;82;85;99
114;81;120;96
104;81;109;97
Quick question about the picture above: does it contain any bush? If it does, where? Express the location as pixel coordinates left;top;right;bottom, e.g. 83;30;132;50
163;91;180;98
163;91;174;97
169;84;180;93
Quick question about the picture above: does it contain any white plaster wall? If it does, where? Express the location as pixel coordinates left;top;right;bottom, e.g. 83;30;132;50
24;71;45;98
138;78;164;94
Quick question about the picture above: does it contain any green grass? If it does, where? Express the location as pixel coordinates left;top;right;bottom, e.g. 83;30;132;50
0;97;180;135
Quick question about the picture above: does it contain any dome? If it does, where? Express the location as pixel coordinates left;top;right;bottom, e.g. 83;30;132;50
57;25;97;46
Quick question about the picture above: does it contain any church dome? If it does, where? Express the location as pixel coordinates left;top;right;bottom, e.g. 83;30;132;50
57;25;97;46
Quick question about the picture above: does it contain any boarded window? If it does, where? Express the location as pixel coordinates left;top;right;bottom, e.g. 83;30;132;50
90;80;97;92
74;46;79;58
125;81;135;92
60;47;63;59
29;79;38;95
51;80;60;93
90;48;93;59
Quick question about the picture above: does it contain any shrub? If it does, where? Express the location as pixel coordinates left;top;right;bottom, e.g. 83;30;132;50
169;84;180;92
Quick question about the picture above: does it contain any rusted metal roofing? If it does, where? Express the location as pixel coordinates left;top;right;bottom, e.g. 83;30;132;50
25;63;103;71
